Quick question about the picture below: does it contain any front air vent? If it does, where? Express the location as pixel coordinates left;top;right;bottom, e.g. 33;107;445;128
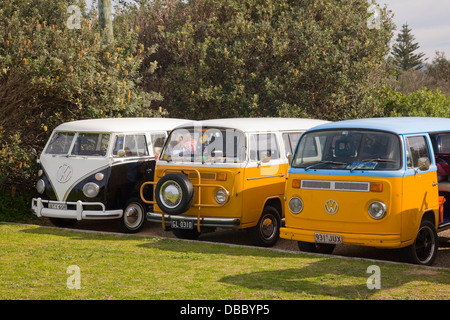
301;180;370;192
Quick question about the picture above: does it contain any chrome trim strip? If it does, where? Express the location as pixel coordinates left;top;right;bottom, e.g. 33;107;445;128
247;174;285;181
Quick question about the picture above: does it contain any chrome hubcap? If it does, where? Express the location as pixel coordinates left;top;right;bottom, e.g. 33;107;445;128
124;204;142;229
160;181;183;208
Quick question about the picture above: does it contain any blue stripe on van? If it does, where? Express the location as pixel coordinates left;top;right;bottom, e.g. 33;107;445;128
288;166;437;178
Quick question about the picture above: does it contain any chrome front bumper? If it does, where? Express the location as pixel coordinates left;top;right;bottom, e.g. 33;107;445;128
31;197;123;220
146;212;240;228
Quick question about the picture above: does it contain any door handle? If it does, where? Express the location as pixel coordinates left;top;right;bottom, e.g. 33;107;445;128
432;182;439;187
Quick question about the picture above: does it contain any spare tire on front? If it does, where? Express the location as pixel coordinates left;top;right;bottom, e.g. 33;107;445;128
155;173;194;215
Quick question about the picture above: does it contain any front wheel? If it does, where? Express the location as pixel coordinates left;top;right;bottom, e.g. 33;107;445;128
247;205;281;247
119;199;146;233
401;220;438;266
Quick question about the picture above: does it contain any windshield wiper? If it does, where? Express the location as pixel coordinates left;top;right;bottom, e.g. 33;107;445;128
304;161;348;171
349;158;396;172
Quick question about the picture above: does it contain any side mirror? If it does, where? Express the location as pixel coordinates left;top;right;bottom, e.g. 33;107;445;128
418;157;430;171
260;151;271;163
286;152;292;164
117;149;126;157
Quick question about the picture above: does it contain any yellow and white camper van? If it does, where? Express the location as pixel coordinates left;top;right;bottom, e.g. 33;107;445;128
141;118;329;246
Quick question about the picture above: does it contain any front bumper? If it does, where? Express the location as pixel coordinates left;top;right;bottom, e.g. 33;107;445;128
31;197;123;221
280;227;405;248
146;212;240;228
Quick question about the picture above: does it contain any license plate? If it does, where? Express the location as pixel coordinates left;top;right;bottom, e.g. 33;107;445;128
315;232;342;244
171;219;193;229
48;203;68;210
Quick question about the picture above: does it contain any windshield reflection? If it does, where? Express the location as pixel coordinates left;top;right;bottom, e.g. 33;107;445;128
292;130;402;171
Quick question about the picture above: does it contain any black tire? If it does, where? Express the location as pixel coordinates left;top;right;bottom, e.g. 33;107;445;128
119;199;146;233
172;228;201;240
49;217;77;228
297;241;335;254
401;220;438;266
155;173;194;215
247;205;281;247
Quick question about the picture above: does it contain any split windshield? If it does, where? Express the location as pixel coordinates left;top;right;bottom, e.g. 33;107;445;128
160;127;246;163
292;129;402;171
44;132;110;157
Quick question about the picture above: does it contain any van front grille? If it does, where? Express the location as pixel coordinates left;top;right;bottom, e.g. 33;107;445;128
301;180;370;192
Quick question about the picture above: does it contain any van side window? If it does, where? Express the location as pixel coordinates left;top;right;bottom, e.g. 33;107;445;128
113;134;149;157
406;136;430;169
72;133;110;157
151;132;167;156
282;132;302;155
249;133;279;162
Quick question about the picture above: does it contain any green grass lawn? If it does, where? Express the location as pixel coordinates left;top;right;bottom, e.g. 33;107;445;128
1;223;449;300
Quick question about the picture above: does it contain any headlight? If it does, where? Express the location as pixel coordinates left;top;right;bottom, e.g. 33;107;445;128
36;179;45;194
215;188;229;204
83;182;100;198
95;173;104;181
368;201;387;220
289;196;303;214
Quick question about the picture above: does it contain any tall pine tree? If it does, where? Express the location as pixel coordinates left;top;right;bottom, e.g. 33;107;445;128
392;23;426;71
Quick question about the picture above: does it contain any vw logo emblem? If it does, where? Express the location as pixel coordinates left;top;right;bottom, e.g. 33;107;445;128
324;199;339;215
56;164;73;183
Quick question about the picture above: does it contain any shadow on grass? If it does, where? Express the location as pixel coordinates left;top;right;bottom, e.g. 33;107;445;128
17;224;450;299
218;259;450;299
19;224;141;241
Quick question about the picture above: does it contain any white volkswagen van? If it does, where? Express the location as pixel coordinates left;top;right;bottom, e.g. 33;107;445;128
31;118;190;233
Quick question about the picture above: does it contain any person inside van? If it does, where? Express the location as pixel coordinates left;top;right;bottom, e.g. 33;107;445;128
436;156;450;182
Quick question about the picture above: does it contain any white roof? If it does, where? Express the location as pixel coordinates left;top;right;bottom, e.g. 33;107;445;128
172;118;330;132
53;118;193;133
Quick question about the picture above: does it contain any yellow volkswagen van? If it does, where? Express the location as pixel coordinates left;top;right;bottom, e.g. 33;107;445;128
280;117;450;265
140;118;329;246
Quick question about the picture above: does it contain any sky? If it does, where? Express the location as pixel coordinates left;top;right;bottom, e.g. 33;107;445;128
86;0;450;62
381;0;450;62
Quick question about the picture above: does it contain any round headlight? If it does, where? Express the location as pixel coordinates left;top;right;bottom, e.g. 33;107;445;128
95;173;104;181
36;179;45;194
368;201;387;220
215;188;229;204
289;196;303;214
83;182;100;198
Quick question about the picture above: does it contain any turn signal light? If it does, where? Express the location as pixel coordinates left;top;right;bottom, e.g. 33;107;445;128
216;172;227;181
370;182;383;192
292;179;301;188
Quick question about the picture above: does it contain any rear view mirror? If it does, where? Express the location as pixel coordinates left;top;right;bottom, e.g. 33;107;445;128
286;152;292;163
418;157;430;171
260;151;271;163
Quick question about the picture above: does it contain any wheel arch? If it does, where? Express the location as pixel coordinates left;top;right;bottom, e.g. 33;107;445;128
264;197;283;219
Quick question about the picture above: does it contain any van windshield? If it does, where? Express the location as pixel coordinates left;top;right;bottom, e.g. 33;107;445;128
292;130;402;171
160;127;246;164
44;132;110;157
44;132;75;155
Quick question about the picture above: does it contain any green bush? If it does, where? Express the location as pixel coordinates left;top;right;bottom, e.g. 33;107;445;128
131;0;394;120
376;87;450;117
0;0;162;220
